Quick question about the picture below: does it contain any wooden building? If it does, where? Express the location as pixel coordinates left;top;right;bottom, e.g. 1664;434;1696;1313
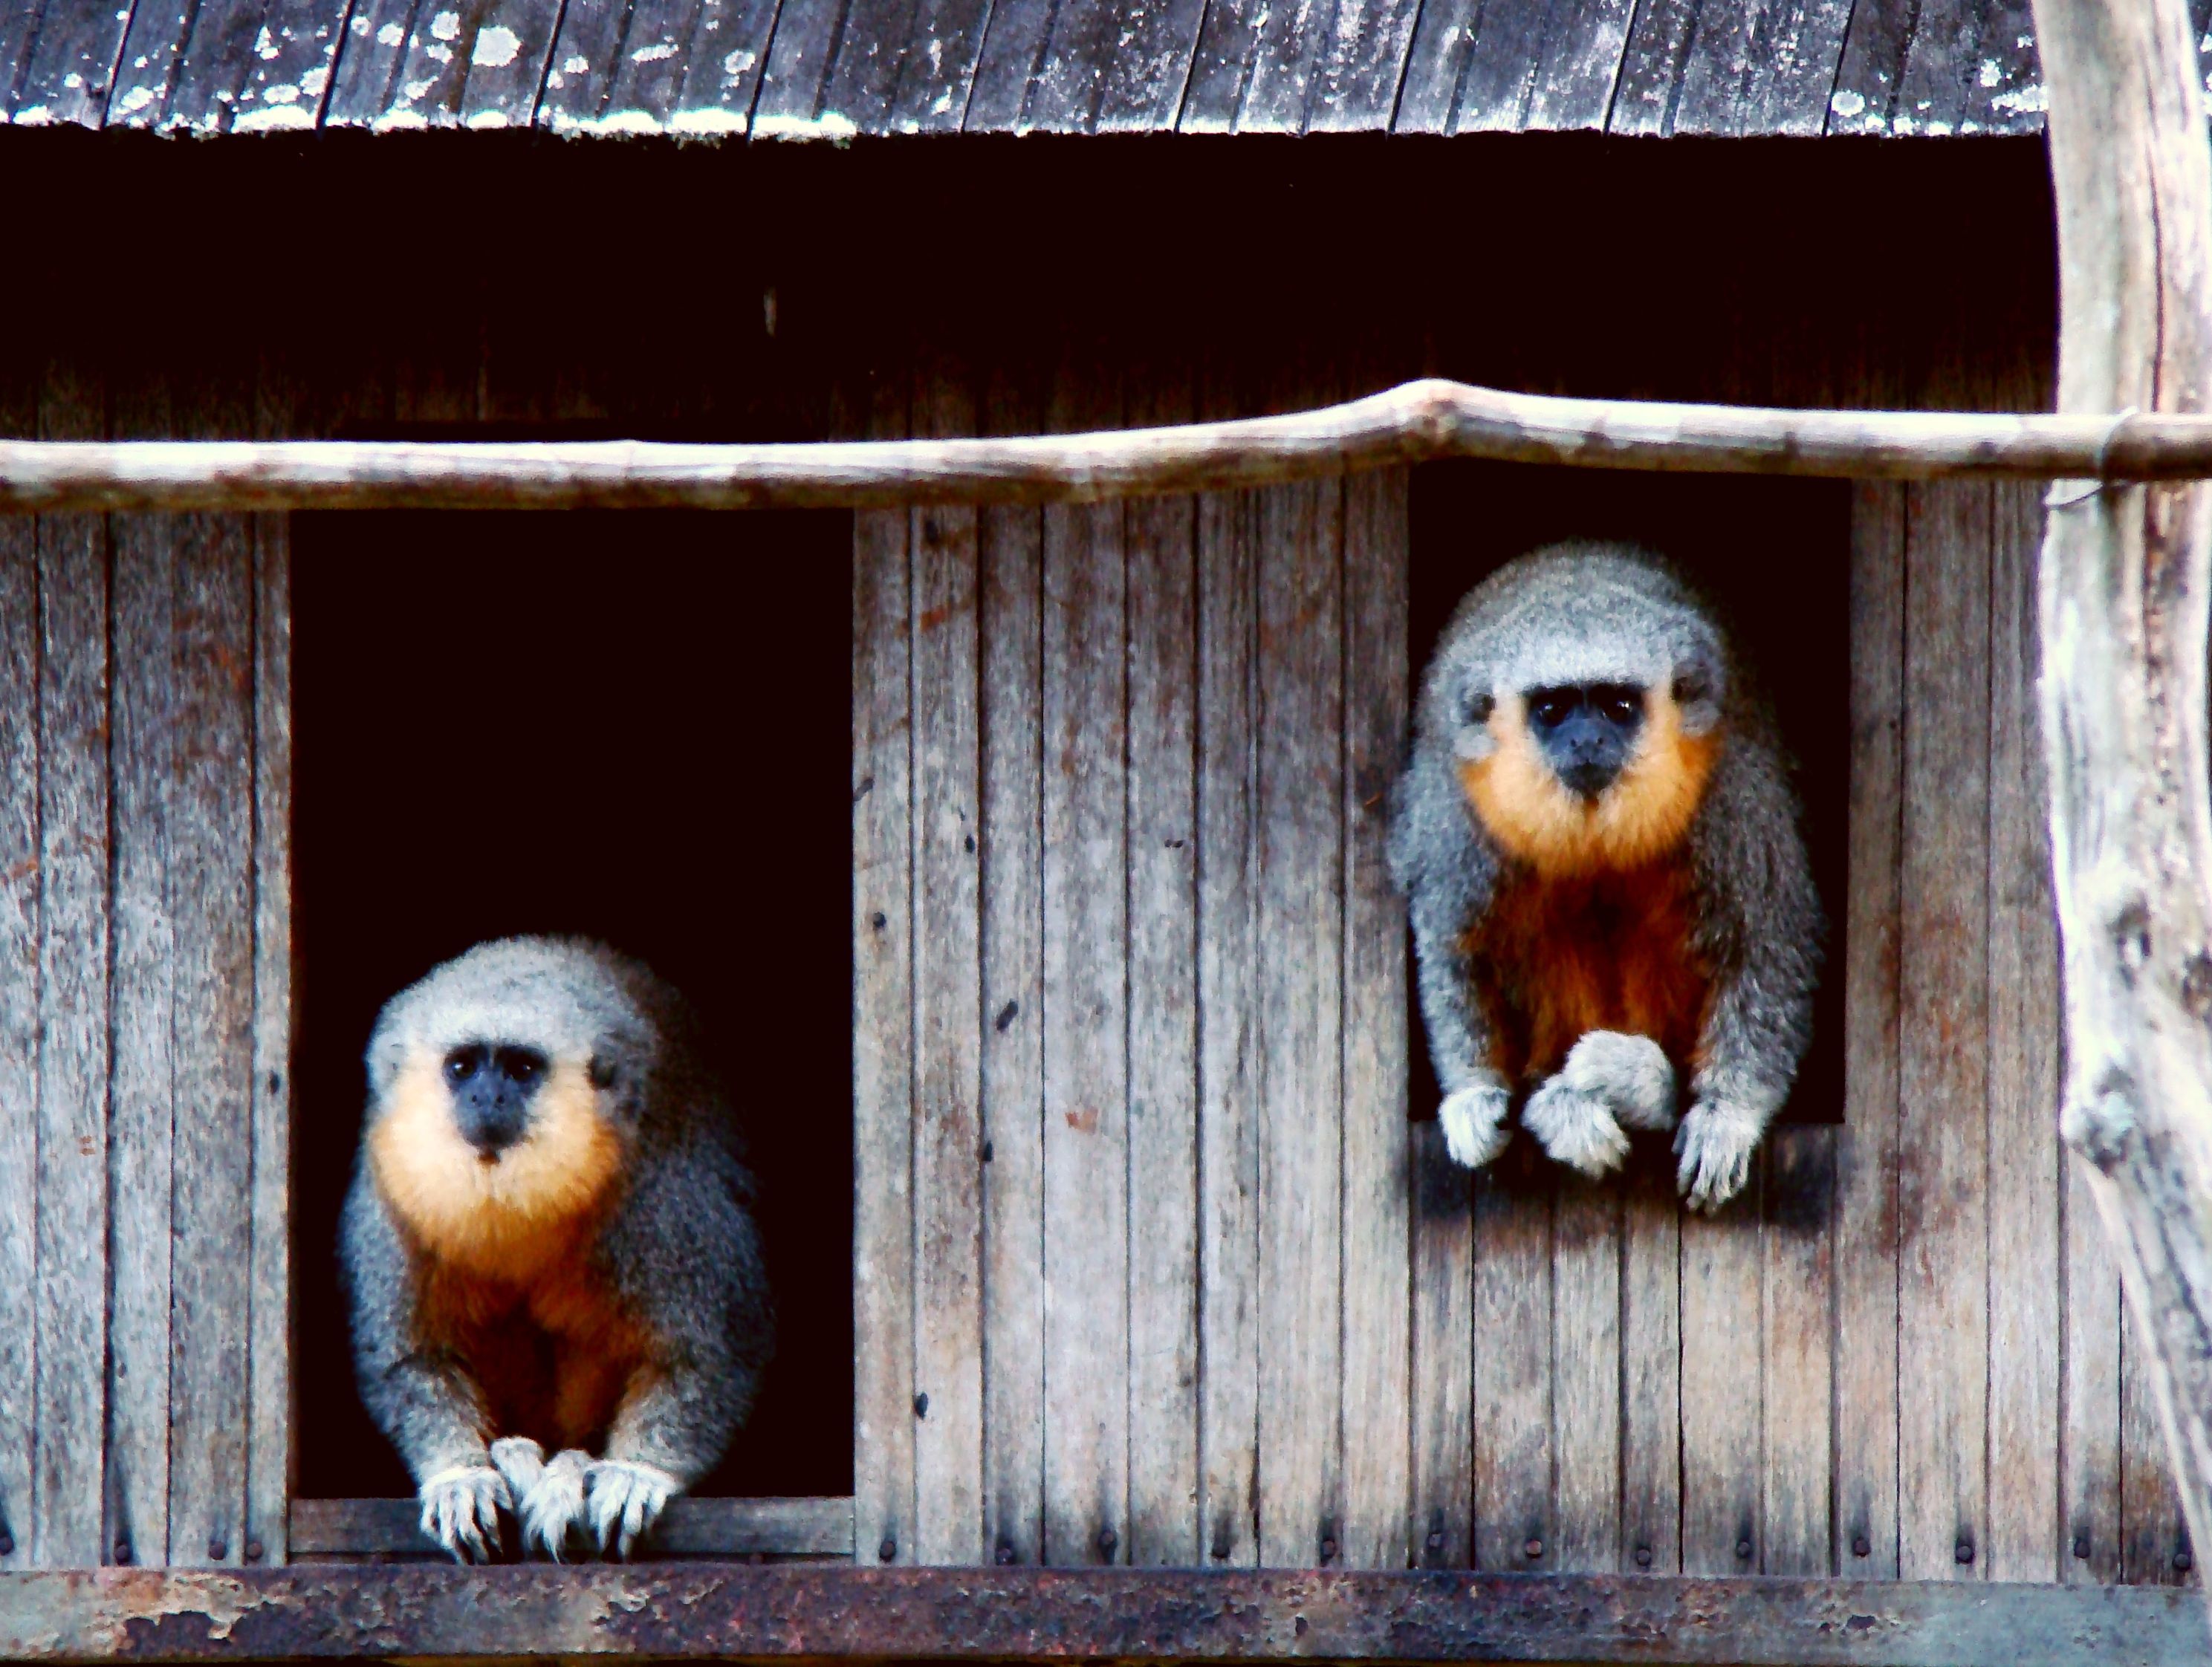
0;0;2202;1657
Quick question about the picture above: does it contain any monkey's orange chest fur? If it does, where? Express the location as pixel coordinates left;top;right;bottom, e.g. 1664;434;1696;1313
1465;859;1710;1088
415;1246;652;1452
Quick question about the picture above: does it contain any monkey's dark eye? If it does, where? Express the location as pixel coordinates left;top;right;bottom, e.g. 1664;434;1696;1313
493;1046;548;1088
1598;691;1642;726
1528;692;1574;728
444;1045;487;1085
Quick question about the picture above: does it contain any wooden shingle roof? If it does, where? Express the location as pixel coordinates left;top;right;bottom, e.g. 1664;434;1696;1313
0;0;2173;138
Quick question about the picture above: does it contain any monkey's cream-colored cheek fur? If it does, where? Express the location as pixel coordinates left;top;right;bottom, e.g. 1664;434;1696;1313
1458;688;1720;877
371;1048;624;1280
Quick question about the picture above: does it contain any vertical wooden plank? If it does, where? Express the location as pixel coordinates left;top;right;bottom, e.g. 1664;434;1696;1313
911;354;985;1568
1681;1186;1762;1574
1763;1128;1835;1575
1621;1160;1681;1574
1896;479;1991;1582
979;365;1046;1570
2123;1311;2191;1582
0;362;39;1571
1039;350;1129;1567
1410;1125;1474;1569
1472;1166;1551;1573
1986;478;2061;1585
1197;473;1260;1569
1838;478;1905;1581
2065;1162;2124;1582
1123;371;1200;1570
106;365;175;1573
247;500;291;1568
1339;465;1410;1572
32;358;111;1570
1552;1178;1621;1573
1253;475;1344;1567
166;367;259;1573
853;367;918;1570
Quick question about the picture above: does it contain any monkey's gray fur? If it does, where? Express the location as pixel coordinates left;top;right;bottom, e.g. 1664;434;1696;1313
341;935;773;1562
1387;542;1822;1210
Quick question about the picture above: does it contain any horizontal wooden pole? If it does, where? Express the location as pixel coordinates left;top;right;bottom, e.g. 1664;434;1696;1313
0;1567;2200;1665
287;1495;855;1559
4;383;2212;514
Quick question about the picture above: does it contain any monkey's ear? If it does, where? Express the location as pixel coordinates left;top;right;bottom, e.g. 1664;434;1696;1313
588;1054;618;1090
1461;688;1496;727
1671;660;1725;732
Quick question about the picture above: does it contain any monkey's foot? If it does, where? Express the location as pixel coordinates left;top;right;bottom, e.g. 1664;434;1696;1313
1522;1079;1631;1178
489;1436;547;1503
1675;1101;1765;1212
587;1460;681;1560
1560;1032;1676;1131
1436;1081;1511;1169
514;1448;594;1562
418;1462;510;1564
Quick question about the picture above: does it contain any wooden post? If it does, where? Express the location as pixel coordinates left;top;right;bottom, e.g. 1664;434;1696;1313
2034;0;2212;1622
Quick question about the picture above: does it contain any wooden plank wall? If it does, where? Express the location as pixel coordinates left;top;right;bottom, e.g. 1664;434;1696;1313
0;354;291;1570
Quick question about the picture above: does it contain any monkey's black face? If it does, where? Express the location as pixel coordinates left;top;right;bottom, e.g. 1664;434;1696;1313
1525;682;1646;800
443;1043;550;1161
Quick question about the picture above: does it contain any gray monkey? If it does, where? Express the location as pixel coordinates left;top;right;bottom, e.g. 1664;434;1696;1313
1388;542;1821;1211
341;935;772;1561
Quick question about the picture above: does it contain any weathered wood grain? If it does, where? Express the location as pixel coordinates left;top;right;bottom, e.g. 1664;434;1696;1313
1122;367;1199;1568
852;367;918;1570
1552;1177;1621;1573
247;496;292;1568
1763;1128;1836;1576
1472;1166;1551;1573
1038;347;1129;1567
911;357;986;1567
1254;470;1345;1567
1196;449;1261;1570
1681;1184;1762;1575
1522;0;1640;129
8;0;127;124
979;363;1048;1570
288;1495;857;1558
3;1564;2211;1663
1667;0;1852;134
959;0;1053;130
2065;1146;2124;1582
0;364;37;1572
1337;463;1410;1571
106;368;177;1572
1410;1124;1474;1570
1306;0;1424;130
1985;476;2061;1585
31;362;111;1570
747;0;845;134
1896;480;1991;1582
1621;1157;1682;1575
1390;0;1481;133
2122;1312;2192;1585
1019;0;1202;131
1838;479;1906;1581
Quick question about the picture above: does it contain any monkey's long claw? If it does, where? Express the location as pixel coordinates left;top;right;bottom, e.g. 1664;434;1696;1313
1436;1082;1511;1169
586;1460;681;1560
1674;1101;1763;1212
418;1463;511;1564
490;1436;548;1502
1523;1078;1631;1178
517;1449;594;1561
1560;1031;1676;1131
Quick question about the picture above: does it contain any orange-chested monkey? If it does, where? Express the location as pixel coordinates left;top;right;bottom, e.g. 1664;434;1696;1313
342;936;772;1561
1388;544;1821;1211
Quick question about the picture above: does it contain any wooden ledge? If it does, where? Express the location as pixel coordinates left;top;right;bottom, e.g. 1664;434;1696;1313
288;1496;854;1560
0;1567;2199;1665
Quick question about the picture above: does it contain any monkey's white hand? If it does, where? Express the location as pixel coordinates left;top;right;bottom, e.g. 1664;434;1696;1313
418;1461;510;1564
512;1446;594;1561
1559;1031;1676;1131
1522;1078;1632;1178
1436;1080;1511;1169
1675;1101;1764;1212
587;1459;681;1560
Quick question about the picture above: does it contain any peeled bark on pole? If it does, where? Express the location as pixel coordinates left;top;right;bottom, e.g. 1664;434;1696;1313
2035;0;2212;1616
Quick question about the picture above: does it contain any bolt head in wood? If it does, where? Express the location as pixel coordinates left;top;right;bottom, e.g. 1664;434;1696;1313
245;1540;264;1563
1320;1537;1337;1561
871;912;888;931
2074;1536;2092;1559
1954;1540;1974;1565
208;1536;227;1560
913;1392;929;1417
1633;1546;1652;1567
878;1536;897;1562
1097;1526;1118;1557
0;1531;13;1557
1425;1530;1444;1552
995;1540;1016;1566
1852;1536;1871;1558
2177;1550;2195;1573
1735;1539;1753;1560
1522;1538;1543;1560
113;1541;132;1565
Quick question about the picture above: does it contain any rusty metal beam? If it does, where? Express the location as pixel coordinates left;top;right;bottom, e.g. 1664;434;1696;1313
0;1567;2199;1666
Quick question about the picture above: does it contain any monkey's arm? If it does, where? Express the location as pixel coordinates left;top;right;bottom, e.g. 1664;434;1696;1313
588;1140;773;1557
1681;735;1823;1210
340;1160;510;1562
1389;743;1511;1168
